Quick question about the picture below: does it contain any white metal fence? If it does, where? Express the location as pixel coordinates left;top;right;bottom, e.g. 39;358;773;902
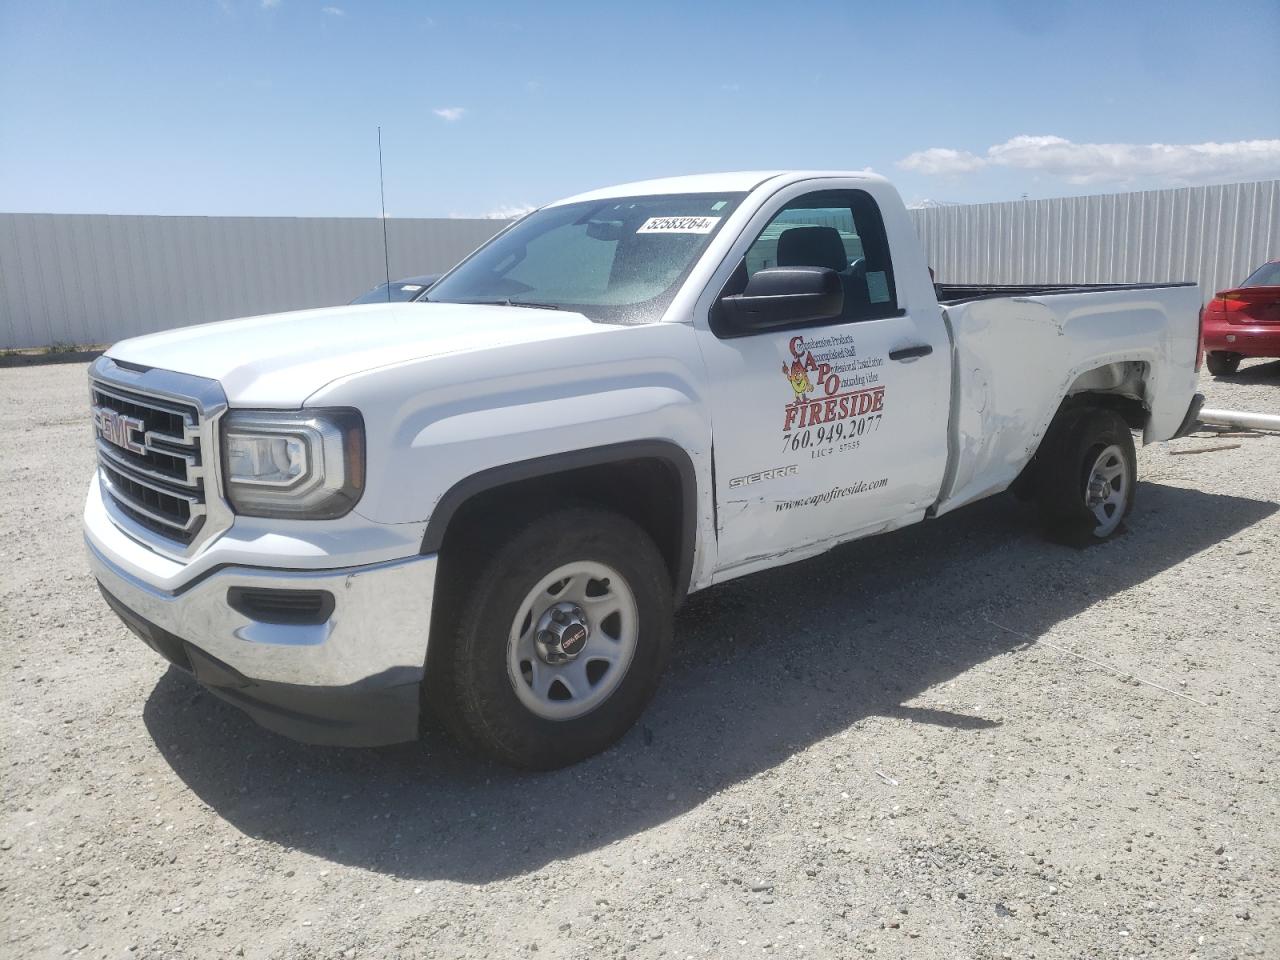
3;180;1278;349
0;214;504;349
909;179;1279;302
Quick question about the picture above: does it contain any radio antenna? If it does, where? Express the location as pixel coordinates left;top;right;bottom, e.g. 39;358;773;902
378;125;391;301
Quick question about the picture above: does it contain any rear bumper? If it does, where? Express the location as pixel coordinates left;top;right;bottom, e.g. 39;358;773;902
1202;323;1280;358
87;534;439;747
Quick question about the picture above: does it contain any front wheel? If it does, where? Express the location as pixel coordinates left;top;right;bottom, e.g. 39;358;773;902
1035;408;1137;546
1205;352;1242;377
435;506;673;769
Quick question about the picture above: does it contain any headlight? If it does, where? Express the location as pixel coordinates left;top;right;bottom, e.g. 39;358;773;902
221;409;365;519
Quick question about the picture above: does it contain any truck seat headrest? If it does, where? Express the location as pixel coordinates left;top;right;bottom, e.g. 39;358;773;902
776;226;848;272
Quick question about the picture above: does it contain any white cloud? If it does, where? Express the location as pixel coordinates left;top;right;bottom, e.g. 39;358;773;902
450;204;536;220
483;204;536;220
261;0;281;8
899;135;1280;185
991;135;1280;184
433;106;466;122
321;5;344;15
898;147;986;176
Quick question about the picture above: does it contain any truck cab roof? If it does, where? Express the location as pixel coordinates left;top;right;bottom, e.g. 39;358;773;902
550;170;891;207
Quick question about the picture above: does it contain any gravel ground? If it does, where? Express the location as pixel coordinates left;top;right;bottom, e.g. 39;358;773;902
2;358;1278;960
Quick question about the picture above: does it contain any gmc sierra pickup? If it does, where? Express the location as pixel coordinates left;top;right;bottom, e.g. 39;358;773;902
84;171;1204;768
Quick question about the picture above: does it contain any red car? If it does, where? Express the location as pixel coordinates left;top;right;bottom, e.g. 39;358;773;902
1202;260;1280;376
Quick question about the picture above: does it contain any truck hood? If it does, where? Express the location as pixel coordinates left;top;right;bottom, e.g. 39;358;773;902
107;302;604;406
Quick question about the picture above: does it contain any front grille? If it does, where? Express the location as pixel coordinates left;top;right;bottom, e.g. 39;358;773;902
91;380;207;545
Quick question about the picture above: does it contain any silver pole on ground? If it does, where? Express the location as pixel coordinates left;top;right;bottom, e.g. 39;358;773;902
1198;408;1280;433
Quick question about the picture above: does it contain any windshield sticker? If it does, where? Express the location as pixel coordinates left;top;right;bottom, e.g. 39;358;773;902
400;284;424;292
866;270;890;303
780;334;885;459
636;216;721;234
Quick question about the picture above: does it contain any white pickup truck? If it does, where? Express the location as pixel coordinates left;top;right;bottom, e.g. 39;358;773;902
84;171;1204;767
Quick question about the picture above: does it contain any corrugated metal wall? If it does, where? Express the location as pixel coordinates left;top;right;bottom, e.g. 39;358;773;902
0;214;505;348
910;180;1280;300
3;181;1278;348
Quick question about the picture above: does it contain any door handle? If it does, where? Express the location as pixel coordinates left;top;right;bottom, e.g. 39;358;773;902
889;344;933;361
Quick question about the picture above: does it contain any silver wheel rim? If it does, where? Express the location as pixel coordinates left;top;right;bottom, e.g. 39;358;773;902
506;560;639;721
1084;444;1129;536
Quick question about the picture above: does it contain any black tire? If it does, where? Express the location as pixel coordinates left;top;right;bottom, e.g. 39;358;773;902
1008;458;1039;502
1205;352;1241;377
432;505;673;769
1035;407;1137;546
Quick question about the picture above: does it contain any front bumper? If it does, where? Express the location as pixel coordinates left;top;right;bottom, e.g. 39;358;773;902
86;509;438;747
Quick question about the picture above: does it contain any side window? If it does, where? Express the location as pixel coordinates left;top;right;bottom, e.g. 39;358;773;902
738;189;897;324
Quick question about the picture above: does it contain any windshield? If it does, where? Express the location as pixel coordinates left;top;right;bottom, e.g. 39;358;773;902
350;280;431;304
426;192;745;324
1241;261;1280;287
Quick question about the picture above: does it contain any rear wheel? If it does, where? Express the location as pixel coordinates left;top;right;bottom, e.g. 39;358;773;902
1205;352;1242;376
434;505;672;769
1035;408;1137;546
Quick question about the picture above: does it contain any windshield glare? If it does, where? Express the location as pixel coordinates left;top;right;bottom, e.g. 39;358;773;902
426;192;745;324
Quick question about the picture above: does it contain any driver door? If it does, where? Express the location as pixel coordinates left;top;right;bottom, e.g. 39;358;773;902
694;182;951;579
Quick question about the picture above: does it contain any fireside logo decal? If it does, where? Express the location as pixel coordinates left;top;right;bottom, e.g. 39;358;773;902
779;335;885;457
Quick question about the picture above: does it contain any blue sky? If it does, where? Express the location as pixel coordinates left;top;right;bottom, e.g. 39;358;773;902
1;0;1277;218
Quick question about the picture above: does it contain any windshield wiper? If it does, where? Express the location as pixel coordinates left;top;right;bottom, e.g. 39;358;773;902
467;298;561;310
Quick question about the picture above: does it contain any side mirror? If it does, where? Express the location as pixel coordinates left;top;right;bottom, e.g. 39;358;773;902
717;267;843;334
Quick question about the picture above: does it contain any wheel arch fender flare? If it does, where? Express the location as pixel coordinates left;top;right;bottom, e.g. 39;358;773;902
419;439;700;598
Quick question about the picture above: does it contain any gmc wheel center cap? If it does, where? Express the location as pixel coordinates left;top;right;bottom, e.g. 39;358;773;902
535;602;591;663
561;623;588;656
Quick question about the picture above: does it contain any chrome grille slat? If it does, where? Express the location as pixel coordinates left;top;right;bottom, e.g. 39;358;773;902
95;439;200;490
90;384;198;483
90;381;199;426
89;359;231;555
100;464;204;534
145;433;198;455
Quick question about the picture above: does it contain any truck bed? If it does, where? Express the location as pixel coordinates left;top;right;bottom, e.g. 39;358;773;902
932;281;1202;518
936;281;1196;305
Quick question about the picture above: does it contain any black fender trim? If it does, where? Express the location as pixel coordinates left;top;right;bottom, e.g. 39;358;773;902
420;439;699;598
1172;392;1205;440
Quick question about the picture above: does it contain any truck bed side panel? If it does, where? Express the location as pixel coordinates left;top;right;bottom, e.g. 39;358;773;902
934;285;1200;516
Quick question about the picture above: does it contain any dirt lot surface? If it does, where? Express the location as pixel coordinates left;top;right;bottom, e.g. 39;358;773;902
2;359;1278;960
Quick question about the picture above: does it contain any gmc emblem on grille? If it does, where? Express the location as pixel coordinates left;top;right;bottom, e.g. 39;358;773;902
93;406;146;455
